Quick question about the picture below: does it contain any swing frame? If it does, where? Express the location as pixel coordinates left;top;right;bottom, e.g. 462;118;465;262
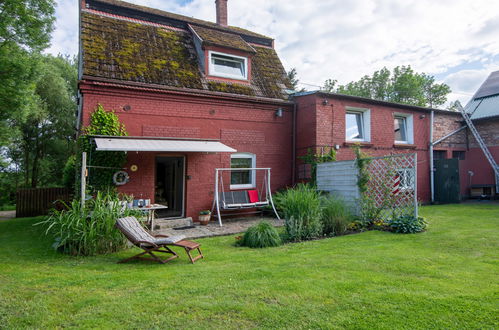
211;168;280;226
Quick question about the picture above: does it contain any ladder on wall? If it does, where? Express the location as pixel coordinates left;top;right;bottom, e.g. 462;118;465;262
458;103;499;193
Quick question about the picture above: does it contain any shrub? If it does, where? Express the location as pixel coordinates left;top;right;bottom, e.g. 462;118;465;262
278;184;322;242
62;155;76;190
388;215;427;234
320;196;353;236
37;191;139;256
238;221;282;248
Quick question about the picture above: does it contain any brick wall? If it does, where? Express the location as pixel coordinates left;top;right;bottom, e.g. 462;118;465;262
433;111;467;150
295;94;432;202
468;120;499;148
80;83;293;218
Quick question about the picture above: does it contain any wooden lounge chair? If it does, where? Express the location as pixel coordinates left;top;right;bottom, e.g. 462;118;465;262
116;216;203;264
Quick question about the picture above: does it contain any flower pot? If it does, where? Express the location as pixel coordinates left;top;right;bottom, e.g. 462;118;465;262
199;214;211;225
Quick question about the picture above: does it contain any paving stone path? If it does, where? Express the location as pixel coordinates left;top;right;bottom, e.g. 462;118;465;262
0;211;16;221
156;216;284;239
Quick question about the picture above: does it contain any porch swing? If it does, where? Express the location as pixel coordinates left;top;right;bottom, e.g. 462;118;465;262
211;168;281;226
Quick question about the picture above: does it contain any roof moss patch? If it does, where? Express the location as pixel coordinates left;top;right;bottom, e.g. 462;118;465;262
190;25;255;53
207;81;256;96
251;46;293;99
89;0;273;41
82;13;203;88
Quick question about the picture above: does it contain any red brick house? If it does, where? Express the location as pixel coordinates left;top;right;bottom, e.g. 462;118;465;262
78;0;294;219
78;0;497;221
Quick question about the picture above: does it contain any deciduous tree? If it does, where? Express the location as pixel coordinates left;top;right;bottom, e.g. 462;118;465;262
323;66;451;108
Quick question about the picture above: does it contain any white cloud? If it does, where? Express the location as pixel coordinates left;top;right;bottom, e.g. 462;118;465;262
48;0;499;106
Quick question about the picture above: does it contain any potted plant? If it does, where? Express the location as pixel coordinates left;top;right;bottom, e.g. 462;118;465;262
198;210;211;225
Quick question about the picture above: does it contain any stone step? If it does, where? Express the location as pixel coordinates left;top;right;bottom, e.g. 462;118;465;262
154;217;193;230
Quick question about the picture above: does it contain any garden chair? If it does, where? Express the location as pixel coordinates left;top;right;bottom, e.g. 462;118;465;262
116;216;203;264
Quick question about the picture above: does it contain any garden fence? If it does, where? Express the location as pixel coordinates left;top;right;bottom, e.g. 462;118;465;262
16;187;72;218
317;153;418;221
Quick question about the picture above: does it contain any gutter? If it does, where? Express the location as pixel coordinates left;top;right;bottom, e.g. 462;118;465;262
80;77;294;106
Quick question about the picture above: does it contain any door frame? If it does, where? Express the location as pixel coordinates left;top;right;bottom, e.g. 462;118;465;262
154;154;186;219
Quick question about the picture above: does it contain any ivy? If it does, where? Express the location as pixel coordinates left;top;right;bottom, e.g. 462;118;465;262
352;144;371;194
300;146;336;186
77;104;128;195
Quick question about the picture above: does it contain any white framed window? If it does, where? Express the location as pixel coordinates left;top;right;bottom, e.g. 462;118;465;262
208;51;248;80
345;107;370;142
230;153;256;189
396;168;415;191
394;113;413;144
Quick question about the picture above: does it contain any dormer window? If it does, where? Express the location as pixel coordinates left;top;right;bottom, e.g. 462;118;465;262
209;51;248;80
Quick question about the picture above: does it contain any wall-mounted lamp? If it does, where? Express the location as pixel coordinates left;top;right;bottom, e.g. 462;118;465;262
275;108;283;117
334;144;340;150
322;99;329;106
420;114;426;119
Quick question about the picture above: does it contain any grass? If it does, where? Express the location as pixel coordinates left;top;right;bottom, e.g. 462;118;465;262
0;204;498;329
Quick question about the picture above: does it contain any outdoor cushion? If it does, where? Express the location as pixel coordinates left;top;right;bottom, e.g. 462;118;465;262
155;235;186;245
247;190;259;203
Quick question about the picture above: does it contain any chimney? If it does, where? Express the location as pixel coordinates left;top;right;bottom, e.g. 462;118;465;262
215;0;228;26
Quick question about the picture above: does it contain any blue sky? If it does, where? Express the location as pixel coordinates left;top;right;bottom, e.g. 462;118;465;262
47;0;499;106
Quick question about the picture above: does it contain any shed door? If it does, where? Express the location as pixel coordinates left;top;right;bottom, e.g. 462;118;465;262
434;158;460;204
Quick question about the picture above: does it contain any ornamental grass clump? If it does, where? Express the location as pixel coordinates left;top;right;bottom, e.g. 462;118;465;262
238;221;282;248
320;196;354;236
37;191;139;256
278;184;322;242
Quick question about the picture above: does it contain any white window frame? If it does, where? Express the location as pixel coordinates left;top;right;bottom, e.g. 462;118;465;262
394;113;414;144
345;107;371;142
230;152;256;189
396;168;415;191
208;51;248;80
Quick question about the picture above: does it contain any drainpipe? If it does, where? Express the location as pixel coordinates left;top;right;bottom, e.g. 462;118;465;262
292;101;297;185
430;110;434;203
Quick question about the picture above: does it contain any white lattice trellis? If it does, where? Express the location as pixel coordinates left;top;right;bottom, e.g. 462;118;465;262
361;153;418;222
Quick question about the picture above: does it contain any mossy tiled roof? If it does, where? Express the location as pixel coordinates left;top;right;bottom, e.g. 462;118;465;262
81;12;292;100
190;25;256;54
88;0;272;42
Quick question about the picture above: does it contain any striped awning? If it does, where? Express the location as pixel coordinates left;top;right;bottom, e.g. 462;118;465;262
94;137;236;153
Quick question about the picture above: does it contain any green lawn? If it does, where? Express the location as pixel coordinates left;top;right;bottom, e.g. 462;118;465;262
0;204;497;329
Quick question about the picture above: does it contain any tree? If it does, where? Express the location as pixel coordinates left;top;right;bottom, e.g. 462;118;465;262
7;55;77;188
286;68;305;92
447;100;463;112
323;66;451;108
0;0;55;139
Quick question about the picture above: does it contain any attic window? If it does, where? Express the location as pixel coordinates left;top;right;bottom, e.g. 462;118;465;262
209;51;248;80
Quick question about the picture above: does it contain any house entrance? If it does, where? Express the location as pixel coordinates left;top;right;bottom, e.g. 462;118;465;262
155;156;185;218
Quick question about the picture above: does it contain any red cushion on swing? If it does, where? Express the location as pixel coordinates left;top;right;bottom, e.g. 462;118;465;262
247;190;259;203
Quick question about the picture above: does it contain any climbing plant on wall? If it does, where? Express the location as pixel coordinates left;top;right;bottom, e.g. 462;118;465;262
300;146;336;186
77;104;128;194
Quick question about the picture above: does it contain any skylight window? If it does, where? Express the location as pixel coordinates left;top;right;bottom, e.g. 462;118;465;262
209;51;248;80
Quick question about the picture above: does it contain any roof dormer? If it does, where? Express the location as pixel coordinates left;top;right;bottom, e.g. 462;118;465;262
189;24;255;83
